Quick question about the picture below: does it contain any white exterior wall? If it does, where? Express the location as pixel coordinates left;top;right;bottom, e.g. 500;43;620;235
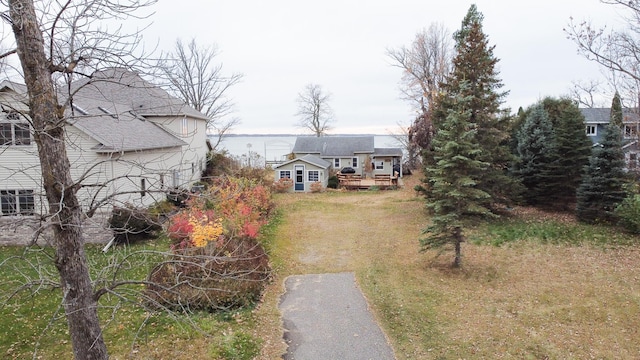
325;155;367;175
0;117;208;216
146;115;209;184
372;156;395;176
274;161;329;192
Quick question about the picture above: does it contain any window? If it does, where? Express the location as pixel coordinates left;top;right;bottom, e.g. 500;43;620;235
375;161;384;170
0;122;30;145
159;174;165;189
1;190;34;216
191;162;195;174
352;157;358;168
625;124;638;139
334;158;340;168
181;117;188;136
172;170;180;187
279;170;291;179
586;125;597;136
308;170;319;182
140;178;146;197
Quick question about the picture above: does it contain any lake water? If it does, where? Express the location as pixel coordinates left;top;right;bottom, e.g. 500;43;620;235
210;134;402;166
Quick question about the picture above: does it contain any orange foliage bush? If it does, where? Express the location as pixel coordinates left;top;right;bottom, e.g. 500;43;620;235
154;177;273;310
273;177;293;193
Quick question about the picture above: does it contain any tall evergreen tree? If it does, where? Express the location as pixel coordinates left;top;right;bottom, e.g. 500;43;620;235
421;87;493;267
610;92;623;128
433;4;519;208
576;123;627;223
541;97;592;205
513;104;557;205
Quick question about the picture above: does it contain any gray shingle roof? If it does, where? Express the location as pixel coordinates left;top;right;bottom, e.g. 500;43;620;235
64;68;210;152
2;70;201;153
580;107;640;124
292;136;375;156
69;68;208;121
69;112;186;153
274;154;331;169
374;148;403;157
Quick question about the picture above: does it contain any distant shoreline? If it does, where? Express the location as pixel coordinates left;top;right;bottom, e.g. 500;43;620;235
211;133;388;137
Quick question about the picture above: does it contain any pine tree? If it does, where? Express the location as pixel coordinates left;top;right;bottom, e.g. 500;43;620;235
435;4;519;208
610;92;623;128
513;104;557;205
576;122;627;223
421;87;493;267
541;98;592;206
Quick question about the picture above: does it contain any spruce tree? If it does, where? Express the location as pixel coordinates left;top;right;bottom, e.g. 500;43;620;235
541;98;592;205
576;123;627;223
610;91;623;128
513;104;557;205
421;86;493;267
435;4;519;208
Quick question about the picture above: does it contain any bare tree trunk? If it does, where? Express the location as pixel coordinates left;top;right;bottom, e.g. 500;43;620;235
453;227;463;268
8;0;108;358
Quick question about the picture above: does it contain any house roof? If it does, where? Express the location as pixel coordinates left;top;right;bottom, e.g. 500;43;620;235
68;68;208;121
274;154;331;169
292;136;375;156
69;111;186;153
374;148;403;157
0;70;207;153
580;107;640;124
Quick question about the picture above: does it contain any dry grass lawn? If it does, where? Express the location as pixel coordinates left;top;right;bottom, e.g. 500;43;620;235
255;175;640;359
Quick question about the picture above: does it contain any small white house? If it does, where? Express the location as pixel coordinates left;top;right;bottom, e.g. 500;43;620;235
0;68;209;219
291;136;403;178
273;154;331;192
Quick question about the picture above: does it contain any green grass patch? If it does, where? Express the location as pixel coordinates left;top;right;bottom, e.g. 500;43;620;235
0;237;266;359
470;217;639;247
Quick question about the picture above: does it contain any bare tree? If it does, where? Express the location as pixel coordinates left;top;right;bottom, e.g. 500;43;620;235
387;23;453;114
296;83;333;137
2;1;156;358
569;79;603;108
387;23;453;169
159;39;243;149
565;1;640;108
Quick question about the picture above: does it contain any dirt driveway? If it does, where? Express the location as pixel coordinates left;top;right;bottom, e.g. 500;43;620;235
257;180;426;358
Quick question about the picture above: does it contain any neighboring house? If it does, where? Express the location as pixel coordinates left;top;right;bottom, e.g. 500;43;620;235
273;154;331;192
580;108;640;172
0;68;209;220
274;136;402;192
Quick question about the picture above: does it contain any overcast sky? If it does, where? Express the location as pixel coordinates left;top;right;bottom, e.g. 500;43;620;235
145;1;625;134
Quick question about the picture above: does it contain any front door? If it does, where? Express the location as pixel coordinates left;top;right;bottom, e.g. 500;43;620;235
294;165;304;191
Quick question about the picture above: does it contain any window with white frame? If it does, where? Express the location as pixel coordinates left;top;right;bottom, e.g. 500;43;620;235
352;157;358;168
140;178;146;197
308;170;319;182
181;117;188;136
375;161;384;170
279;170;291;179
0;122;31;145
625;124;638;138
585;125;597;136
1;189;35;216
334;158;340;168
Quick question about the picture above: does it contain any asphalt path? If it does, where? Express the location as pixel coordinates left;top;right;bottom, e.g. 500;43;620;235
279;272;396;360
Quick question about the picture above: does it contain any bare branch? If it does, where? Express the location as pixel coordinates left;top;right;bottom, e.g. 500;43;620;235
387;23;453;113
295;83;334;137
156;39;243;138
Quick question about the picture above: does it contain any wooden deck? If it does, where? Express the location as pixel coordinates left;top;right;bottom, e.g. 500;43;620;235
337;174;401;190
